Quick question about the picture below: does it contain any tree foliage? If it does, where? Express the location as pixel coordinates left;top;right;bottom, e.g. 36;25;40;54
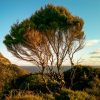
3;4;85;91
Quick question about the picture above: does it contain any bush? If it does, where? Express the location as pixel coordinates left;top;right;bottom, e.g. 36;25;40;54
5;91;55;100
60;88;96;100
85;87;100;96
5;95;43;100
19;74;62;93
64;65;100;90
42;93;55;100
47;80;62;93
20;74;47;93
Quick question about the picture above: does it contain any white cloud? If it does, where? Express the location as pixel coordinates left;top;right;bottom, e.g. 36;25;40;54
85;39;100;46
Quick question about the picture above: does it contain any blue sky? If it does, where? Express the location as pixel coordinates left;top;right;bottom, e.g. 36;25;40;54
0;0;100;66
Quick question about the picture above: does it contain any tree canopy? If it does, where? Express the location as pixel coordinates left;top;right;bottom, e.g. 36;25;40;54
4;4;84;45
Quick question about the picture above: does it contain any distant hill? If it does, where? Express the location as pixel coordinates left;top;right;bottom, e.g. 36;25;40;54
0;52;11;65
0;52;30;93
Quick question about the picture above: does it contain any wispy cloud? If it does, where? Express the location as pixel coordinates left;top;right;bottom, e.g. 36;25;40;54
90;48;100;54
80;58;100;65
90;52;100;54
90;56;100;58
90;48;100;58
85;39;100;46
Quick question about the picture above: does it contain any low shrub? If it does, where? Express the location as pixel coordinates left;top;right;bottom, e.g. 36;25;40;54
60;88;96;100
20;74;47;93
42;93;55;100
19;74;62;93
5;95;43;100
85;87;100;96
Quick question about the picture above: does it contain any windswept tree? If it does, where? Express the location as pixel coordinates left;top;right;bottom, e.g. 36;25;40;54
3;4;85;92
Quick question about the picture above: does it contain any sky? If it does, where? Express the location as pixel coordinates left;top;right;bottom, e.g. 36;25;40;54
0;0;100;66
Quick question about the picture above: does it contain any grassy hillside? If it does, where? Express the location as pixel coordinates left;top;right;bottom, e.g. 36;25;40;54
3;66;98;100
4;74;96;100
0;53;30;94
0;53;99;100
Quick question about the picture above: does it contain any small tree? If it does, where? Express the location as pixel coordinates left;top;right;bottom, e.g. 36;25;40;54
3;4;85;92
67;27;85;88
